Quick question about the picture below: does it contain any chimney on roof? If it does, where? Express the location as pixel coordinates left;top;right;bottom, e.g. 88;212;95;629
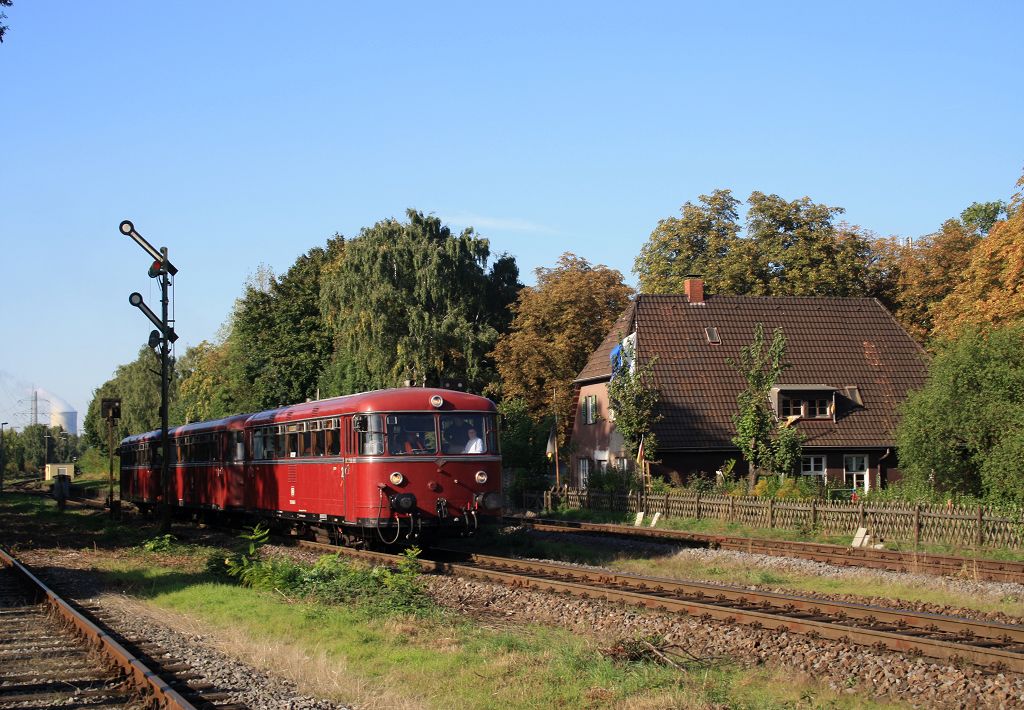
684;275;704;304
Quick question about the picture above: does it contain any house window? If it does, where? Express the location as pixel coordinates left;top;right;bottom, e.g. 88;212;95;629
844;455;869;491
801;455;825;477
808;399;830;418
781;398;801;417
577;458;591;488
582;394;598;424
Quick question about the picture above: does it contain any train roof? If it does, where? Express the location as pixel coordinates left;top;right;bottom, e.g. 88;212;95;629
118;388;495;445
245;387;496;427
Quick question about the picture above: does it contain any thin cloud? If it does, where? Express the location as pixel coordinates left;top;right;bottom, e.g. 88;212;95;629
442;212;560;235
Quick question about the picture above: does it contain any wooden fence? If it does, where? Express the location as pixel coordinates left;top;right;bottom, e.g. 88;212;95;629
518;488;1024;550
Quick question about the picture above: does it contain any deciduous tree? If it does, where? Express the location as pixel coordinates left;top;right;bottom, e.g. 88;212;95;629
84;347;176;454
492;253;633;441
635;190;877;298
319;210;519;395
931;176;1024;338
233;236;345;409
896;324;1024;503
729;324;802;490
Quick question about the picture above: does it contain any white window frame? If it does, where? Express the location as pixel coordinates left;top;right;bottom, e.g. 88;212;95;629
844;454;869;491
801;455;826;477
582;394;598;425
577;458;591;488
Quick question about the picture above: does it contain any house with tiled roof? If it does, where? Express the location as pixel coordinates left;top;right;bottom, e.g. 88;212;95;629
570;278;929;492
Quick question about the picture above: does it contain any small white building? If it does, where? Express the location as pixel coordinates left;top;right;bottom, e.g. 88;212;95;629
44;463;76;481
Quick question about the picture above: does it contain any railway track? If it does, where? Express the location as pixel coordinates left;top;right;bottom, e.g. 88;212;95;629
0;547;243;710
297;539;1024;674
509;516;1024;584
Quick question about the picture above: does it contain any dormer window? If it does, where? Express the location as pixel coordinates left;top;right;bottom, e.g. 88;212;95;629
781;398;801;417
778;394;833;420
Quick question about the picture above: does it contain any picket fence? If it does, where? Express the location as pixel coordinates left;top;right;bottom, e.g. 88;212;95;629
519;488;1024;550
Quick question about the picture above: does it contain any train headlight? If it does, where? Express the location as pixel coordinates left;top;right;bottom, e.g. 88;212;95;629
430;395;444;408
389;493;417;513
474;470;488;484
481;492;503;510
389;471;405;486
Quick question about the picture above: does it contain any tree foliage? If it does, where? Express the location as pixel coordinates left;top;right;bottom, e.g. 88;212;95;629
319;210;519;395
0;0;12;44
84;347;176;454
491;253;633;440
635;189;879;298
729;324;802;488
497;397;552;495
895;325;1024;503
607;343;661;462
892;219;982;341
930;176;1024;339
232;237;345;409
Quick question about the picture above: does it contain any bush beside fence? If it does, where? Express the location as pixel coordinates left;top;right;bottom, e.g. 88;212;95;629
518;488;1024;550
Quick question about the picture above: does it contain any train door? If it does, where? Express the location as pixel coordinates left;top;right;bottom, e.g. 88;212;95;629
225;429;246;509
320;417;345;519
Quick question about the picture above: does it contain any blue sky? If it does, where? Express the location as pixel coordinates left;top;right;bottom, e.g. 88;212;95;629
1;1;1022;431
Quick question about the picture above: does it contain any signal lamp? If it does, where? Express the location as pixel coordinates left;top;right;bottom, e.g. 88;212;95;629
474;470;488;484
148;260;165;278
148;330;162;350
389;471;405;486
429;395;444;408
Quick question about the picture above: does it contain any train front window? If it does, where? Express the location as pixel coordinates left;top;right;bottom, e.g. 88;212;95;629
354;414;384;455
440;414;496;455
386;414;438;455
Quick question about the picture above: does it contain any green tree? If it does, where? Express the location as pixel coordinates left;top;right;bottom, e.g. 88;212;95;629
84;346;176;454
633;189;741;295
319;210;519;395
729;324;802;490
635;189;876;298
173;339;249;423
497;397;552;496
491;253;633;441
0;0;12;44
232;236;345;409
960;200;1007;235
607;342;661;462
896;325;1024;503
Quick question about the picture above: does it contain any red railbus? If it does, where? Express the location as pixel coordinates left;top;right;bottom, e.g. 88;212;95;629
119;388;503;545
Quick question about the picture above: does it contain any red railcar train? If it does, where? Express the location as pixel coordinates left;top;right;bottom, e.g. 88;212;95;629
118;388;503;545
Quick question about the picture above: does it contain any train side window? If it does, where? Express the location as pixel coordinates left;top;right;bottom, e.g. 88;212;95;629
229;431;245;462
252;429;265;460
440;413;490;454
354;414;384;455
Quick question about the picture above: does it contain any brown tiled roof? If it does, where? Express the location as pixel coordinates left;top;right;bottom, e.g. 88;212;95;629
579;294;928;451
575;301;636;383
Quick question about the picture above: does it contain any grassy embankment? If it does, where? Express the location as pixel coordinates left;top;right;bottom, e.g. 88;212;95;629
0;492;902;710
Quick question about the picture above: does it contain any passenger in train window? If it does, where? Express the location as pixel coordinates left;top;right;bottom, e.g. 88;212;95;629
463;428;484;454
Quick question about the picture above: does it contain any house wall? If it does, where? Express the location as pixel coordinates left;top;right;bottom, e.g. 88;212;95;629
570;381;628;486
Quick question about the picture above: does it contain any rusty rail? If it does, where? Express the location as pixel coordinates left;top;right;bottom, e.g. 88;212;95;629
510;516;1024;584
297;540;1024;673
0;546;198;709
